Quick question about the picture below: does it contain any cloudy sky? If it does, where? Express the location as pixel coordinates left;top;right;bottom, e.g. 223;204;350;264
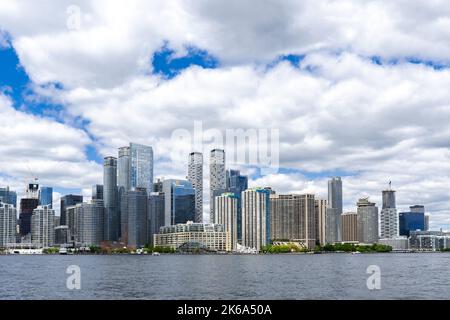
1;0;450;228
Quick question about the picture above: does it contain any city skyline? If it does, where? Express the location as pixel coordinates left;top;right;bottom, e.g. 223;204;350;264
1;1;450;231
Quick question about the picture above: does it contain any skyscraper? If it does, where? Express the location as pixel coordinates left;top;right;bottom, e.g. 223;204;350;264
130;143;153;191
60;194;83;226
241;188;271;251
210;149;226;223
341;212;358;242
0;187;17;208
80;200;104;246
31;205;55;248
19;198;39;236
118;146;131;192
314;199;327;246
162;179;196;226
214;192;238;251
356;197;379;244
0;203;16;247
188;152;203;223
92;184;103;200
148;192;165;246
327;177;342;242
380;187;398;238
39;187;53;209
123;188;148;248
270;193;316;249
103;156;119;241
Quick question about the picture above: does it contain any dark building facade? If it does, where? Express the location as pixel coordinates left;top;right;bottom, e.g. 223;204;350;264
148;192;165;246
60;194;83;226
19;198;39;236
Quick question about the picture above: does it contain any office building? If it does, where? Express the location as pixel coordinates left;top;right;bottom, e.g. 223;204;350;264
210;149;226;223
54;225;69;245
121;188;148;248
118;146;131;192
154;221;230;252
325;208;338;244
327;177;342;242
188;152;203;223
0;203;16;247
103;156;119;241
356;198;379;244
270;194;316;249
378;237;409;251
66;205;81;244
153;178;163;193
92;184;103;200
39;187;53;209
214;192;238;251
314;199;327;245
162;179;195;226
60;194;83;226
148;192;165;246
80;200;104;246
31;205;55;248
0;187;17;207
130;143;153;191
341;212;358;242
241;188;271;251
399;205;425;237
380;188;398;238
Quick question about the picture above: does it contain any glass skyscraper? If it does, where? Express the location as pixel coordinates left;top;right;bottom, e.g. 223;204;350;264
210;149;226;223
327;177;343;242
60;194;83;226
103;156;119;241
130;143;153;192
0;187;17;208
162;179;195;226
399;205;425;237
39;187;53;209
188;152;203;223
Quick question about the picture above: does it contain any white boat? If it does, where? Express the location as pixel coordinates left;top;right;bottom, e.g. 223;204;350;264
59;248;68;255
152;252;160;256
8;248;43;255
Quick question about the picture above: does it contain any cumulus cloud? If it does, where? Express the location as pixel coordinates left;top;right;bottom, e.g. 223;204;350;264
0;0;449;228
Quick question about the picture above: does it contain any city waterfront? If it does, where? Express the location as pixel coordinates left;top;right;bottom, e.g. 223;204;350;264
1;253;449;300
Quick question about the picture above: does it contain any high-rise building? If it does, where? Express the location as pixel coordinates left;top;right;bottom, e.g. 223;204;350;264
103;156;119;241
356;198;379;244
399;205;425;237
314;199;327;245
241;188;271;251
380;188;398;238
325;208;338;244
162;179;195;226
92;184;103;200
188;152;203;223
130;143;153;191
0;203;16;248
270;194;316;249
425;214;430;231
327;177;342;242
39;187;53;209
80;200;104;246
153;178;163;193
0;187;17;208
341;212;358;242
148;192;165;246
66;205;82;244
214;192;238;251
210;149;226;223
31;205;55;248
118;146;131;192
212;169;248;243
60;194;83;226
19;198;39;236
122;188;148;248
54;225;69;245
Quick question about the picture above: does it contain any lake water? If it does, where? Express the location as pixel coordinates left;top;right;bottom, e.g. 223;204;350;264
1;253;449;299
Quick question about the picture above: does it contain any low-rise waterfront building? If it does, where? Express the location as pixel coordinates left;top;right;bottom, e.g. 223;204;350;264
378;236;408;251
154;221;230;252
409;231;450;251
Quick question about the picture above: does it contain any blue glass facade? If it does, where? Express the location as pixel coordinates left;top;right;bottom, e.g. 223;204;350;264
399;212;425;237
0;187;17;208
172;182;196;225
39;187;53;209
130;143;153;192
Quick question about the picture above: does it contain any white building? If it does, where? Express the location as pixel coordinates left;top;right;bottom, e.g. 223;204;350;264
31;205;55;248
214;192;238;251
188;152;203;223
0;203;16;248
210;149;226;223
380;189;398;238
241;188;270;252
314;199;327;245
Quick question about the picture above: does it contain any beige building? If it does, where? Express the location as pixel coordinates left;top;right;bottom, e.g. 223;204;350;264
214;192;238;251
314;199;327;245
154;221;230;252
341;212;358;242
270;194;316;249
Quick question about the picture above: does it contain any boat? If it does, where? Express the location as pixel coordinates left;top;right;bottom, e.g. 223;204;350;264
59;247;68;255
152;252;160;256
